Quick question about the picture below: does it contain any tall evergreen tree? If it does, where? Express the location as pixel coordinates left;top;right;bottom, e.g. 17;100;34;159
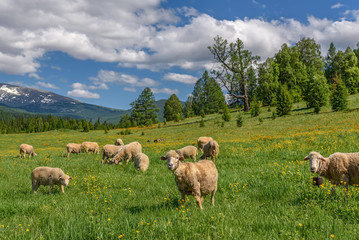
330;74;349;111
276;85;292;116
296;37;323;76
304;73;329;113
183;95;195;119
163;94;183;122
130;87;159;126
256;58;280;106
340;47;359;94
325;42;337;84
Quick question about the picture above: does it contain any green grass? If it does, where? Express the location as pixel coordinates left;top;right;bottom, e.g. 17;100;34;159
1;96;359;239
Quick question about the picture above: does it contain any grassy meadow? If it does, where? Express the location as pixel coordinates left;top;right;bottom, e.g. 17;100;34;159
2;96;359;239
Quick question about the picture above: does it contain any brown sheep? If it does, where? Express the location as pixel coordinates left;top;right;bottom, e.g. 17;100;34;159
197;137;213;152
19;144;37;158
81;142;100;154
101;144;123;164
176;145;198;161
31;167;72;193
66;143;82;157
200;140;219;161
304;151;359;190
111;141;142;164
134;153;149;172
161;150;218;210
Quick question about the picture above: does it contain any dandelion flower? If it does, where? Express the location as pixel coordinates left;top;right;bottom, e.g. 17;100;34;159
118;235;123;238
26;229;29;232
331;234;335;238
108;218;111;221
298;223;302;227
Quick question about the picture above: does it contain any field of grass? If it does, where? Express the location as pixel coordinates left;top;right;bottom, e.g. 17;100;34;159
1;96;359;239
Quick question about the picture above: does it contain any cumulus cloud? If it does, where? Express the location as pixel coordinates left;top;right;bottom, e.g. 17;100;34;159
151;87;179;95
67;89;100;99
331;3;344;9
29;73;43;80
0;0;359;76
163;73;198;84
37;81;59;89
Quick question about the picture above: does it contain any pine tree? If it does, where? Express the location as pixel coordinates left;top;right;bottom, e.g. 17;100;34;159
236;113;243;127
222;105;231;122
163;94;183;122
250;97;261;117
276;85;292;116
183;96;194;118
325;42;337;84
130;87;159;126
304;72;329;113
330;75;349;111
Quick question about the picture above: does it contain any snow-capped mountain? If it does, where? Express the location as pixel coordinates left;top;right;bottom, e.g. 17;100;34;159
0;83;128;121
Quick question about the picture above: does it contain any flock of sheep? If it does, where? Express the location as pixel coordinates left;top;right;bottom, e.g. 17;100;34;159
19;137;220;209
20;136;359;209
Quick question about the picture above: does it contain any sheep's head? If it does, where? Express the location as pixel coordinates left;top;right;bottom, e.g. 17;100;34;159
59;174;73;186
304;151;326;173
161;150;184;171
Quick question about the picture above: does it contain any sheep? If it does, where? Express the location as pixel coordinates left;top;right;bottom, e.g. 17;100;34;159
31;167;72;193
101;144;123;164
111;141;142;164
114;138;124;146
134;153;149;172
304;151;359;190
200;140;219;161
81;142;100;154
197;136;213;152
66;143;82;157
176;145;198;161
161;150;218;210
19;144;37;158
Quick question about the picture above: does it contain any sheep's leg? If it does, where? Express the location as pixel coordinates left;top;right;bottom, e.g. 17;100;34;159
126;154;132;164
60;185;65;193
32;181;39;193
194;187;202;209
49;184;54;194
211;189;217;206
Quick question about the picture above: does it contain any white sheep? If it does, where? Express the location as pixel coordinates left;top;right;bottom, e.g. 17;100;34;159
134;153;149;172
197;136;213;152
101;144;123;164
161;150;218;209
304;151;359;189
200;140;219;161
111;141;142;164
66;143;82;157
114;138;124;146
19;144;37;158
176;145;198;161
81;142;100;154
31;167;72;193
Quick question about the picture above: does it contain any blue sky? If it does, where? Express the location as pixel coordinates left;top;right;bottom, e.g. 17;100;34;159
0;0;358;110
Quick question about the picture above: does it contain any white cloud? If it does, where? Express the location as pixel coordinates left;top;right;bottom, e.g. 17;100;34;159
331;3;344;9
151;87;179;95
51;65;61;71
29;72;43;80
163;73;198;84
67;89;100;99
37;81;59;89
124;87;137;92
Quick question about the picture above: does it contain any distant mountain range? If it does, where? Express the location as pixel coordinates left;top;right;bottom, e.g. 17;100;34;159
0;83;167;123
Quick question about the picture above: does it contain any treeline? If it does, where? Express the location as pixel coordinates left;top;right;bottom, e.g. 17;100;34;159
0;115;117;134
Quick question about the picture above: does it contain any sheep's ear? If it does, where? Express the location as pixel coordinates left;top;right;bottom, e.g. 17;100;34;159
320;157;326;162
179;157;184;162
69;176;73;180
161;156;167;161
304;156;309;160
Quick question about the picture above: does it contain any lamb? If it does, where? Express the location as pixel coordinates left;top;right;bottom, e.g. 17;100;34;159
197;136;213;151
134;153;149;172
66;143;82;157
114;138;124;146
200;140;219;161
19;144;37;158
176;145;198;161
111;141;142;164
81;142;100;154
161;150;218;210
101;144;123;164
304;151;359;189
31;167;72;193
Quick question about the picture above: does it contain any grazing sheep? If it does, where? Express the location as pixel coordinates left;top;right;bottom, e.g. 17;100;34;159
66;143;82;157
31;167;72;193
304;151;359;189
19;144;37;158
161;150;218;210
134;153;149;172
176;145;198;161
111;141;142;164
81;142;100;154
114;138;124;146
101;144;123;164
197;137;213;151
200;140;219;161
